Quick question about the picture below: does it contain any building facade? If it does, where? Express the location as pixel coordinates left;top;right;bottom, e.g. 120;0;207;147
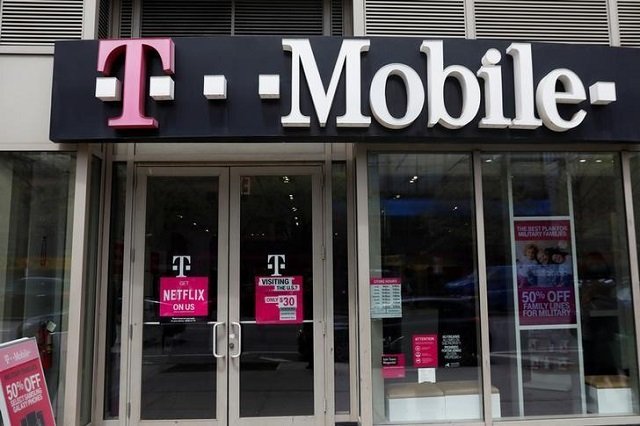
2;1;640;425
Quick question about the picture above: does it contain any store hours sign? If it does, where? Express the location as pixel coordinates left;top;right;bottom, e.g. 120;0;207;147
50;37;640;143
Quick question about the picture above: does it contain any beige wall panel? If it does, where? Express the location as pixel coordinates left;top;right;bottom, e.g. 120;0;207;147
133;142;327;159
0;55;55;146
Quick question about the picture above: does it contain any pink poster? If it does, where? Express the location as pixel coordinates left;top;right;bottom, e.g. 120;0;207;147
514;219;577;326
255;276;303;324
159;276;209;323
382;353;406;379
413;334;438;368
0;338;56;426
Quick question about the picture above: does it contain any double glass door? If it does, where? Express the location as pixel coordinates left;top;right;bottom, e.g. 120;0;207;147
129;166;325;425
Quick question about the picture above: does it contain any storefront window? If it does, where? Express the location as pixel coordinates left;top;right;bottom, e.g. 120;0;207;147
0;152;75;422
483;153;638;419
368;153;482;424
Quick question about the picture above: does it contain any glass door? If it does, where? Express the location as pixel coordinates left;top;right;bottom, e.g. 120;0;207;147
129;166;325;426
228;167;325;426
130;167;229;425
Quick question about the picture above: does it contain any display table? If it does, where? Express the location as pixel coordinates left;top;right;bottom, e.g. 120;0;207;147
386;382;445;421
386;381;501;422
585;375;632;414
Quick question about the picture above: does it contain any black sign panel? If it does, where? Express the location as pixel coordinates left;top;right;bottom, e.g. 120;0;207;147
50;36;640;142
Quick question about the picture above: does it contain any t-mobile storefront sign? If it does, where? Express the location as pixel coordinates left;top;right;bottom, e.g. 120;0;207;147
51;37;639;143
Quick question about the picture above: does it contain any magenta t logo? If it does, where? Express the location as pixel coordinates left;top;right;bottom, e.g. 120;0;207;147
97;38;175;129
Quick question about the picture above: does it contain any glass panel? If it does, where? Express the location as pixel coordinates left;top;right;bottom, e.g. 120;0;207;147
104;162;126;419
80;156;102;424
0;152;76;422
368;153;481;424
238;174;314;417
140;176;219;420
484;153;638;419
333;162;350;414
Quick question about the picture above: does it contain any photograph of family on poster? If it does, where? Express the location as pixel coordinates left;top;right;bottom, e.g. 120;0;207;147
514;219;577;326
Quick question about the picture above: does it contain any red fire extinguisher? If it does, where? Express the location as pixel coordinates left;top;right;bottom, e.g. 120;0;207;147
37;321;55;370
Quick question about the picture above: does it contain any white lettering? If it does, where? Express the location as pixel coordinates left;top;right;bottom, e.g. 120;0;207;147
277;38;594;134
282;39;371;128
420;40;481;129
506;43;542;129
369;63;424;129
476;48;511;128
536;69;587;132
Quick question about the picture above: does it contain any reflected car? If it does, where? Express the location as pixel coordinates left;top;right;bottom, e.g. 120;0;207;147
444;266;514;313
1;277;66;344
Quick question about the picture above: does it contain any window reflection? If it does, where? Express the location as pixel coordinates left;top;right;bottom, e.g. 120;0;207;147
483;153;638;419
0;152;75;421
368;153;483;424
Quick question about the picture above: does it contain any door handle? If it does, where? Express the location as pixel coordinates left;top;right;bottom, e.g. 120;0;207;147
230;321;242;358
212;322;225;358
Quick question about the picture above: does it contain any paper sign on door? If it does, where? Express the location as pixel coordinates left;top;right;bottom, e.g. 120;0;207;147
159;276;209;323
255;276;303;324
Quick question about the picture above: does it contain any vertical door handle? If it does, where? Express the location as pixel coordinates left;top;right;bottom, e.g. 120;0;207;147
212;322;225;358
230;321;242;358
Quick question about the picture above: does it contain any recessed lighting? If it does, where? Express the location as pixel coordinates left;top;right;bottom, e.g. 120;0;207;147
485;159;493;163
579;159;587;163
395;194;401;199
596;159;603;163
